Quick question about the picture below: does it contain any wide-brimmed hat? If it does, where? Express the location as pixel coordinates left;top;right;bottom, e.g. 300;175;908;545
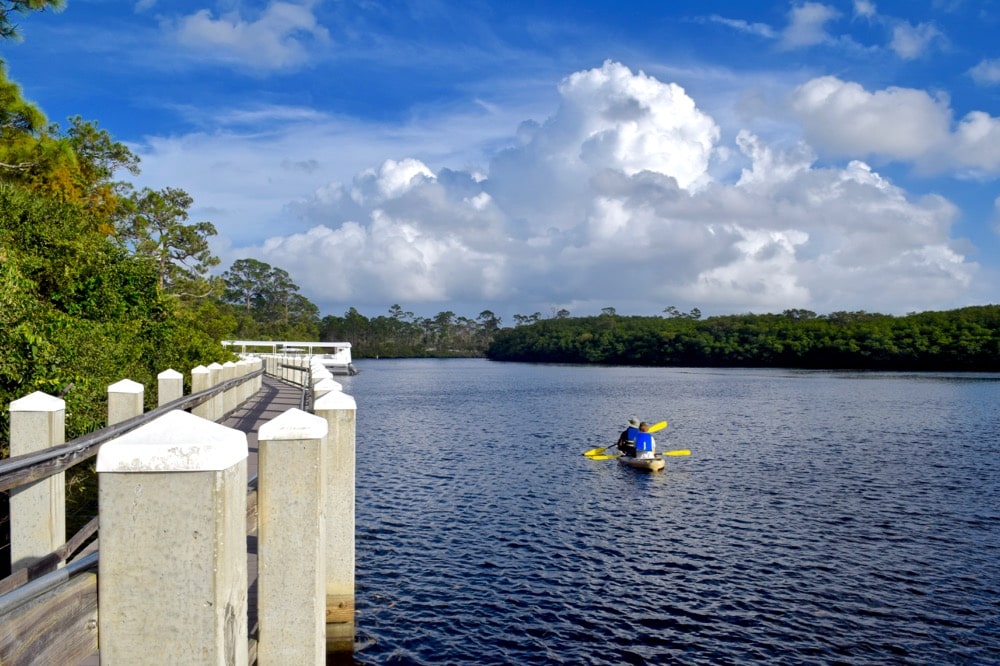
627;417;641;427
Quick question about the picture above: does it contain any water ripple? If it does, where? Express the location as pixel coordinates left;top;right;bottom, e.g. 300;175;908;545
344;361;1000;665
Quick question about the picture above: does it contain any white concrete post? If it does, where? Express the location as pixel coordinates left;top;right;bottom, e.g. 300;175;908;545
257;408;328;664
8;392;66;571
107;378;143;425
208;362;224;421
96;410;248;666
191;365;212;420
313;377;343;400
222;361;237;417
312;365;333;386
236;359;252;406
312;390;357;653
157;368;184;407
250;356;262;392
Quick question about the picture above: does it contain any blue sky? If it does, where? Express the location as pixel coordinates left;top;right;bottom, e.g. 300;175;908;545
2;0;999;322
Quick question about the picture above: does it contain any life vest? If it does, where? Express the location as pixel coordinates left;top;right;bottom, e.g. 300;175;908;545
625;426;638;444
635;431;654;453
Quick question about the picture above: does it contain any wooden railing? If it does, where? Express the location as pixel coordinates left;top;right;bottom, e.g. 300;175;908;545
0;354;357;665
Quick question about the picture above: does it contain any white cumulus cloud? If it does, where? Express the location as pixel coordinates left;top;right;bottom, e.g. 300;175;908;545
970;58;1000;86
222;62;978;318
170;2;330;71
790;76;1000;175
889;20;945;59
780;2;841;49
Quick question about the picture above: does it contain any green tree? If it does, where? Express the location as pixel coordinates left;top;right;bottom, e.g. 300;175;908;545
223;258;272;312
117;186;219;294
0;62;51;177
2;67;138;215
0;0;64;40
220;258;320;338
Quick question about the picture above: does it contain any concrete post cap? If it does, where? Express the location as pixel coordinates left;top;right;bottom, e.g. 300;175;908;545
97;410;247;473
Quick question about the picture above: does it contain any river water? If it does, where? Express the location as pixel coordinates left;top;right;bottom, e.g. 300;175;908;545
335;359;1000;665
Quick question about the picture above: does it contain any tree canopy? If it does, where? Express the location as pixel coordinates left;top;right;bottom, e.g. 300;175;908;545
485;307;1000;371
0;0;63;41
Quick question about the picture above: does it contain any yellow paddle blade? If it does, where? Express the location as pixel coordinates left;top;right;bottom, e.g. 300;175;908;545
662;449;690;456
649;420;668;432
587;453;621;460
582;446;611;457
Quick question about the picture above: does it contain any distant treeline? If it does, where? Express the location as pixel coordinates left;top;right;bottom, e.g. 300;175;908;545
484;307;1000;371
319;306;502;358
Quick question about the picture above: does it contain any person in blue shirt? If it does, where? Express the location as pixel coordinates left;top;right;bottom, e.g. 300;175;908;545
634;421;656;459
615;417;640;456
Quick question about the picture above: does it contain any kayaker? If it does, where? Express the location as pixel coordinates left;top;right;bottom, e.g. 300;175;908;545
634;421;656;459
615;417;640;456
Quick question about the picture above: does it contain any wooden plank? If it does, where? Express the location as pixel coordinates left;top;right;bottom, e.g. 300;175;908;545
0;572;98;666
0;517;99;597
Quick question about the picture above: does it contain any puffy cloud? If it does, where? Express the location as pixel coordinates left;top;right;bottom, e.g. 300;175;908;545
853;1;877;19
953;112;1000;174
780;2;840;49
350;158;437;207
557;61;719;188
889;20;945;60
970;59;1000;86
790;76;1000;175
484;60;719;235
234;63;975;318
170;2;330;71
142;61;977;318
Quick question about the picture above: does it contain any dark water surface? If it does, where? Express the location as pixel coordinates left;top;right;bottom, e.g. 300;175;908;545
335;360;1000;665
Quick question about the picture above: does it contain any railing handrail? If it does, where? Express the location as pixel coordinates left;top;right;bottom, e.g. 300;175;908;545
0;552;98;618
0;369;262;494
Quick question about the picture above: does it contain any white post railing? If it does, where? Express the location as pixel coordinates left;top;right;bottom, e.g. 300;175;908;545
157;368;184;407
313;389;357;653
96;410;249;665
107;378;143;425
207;362;224;420
257;407;329;663
190;365;212;420
2;353;357;662
7;392;66;571
222;360;237;416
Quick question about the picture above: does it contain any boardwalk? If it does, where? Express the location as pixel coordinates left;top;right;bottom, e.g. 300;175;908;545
79;374;305;665
224;375;304;652
223;374;304;480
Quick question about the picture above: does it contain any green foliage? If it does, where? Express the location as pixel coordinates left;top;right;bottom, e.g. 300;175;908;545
2;67;136;216
116;186;219;293
0;0;64;40
318;306;496;358
486;307;1000;370
221;258;320;339
0;183;229;453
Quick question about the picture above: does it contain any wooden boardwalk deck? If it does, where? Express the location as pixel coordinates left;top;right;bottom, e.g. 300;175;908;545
223;375;304;652
222;374;304;480
81;375;305;665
